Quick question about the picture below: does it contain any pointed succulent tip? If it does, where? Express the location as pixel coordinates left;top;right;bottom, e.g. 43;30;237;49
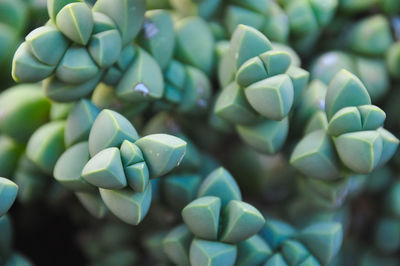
325;69;371;121
290;130;340;180
334;130;383;174
219;200;265;244
230;24;272;69
88;109;139;157
244;74;294;120
182;196;221;241
81;147;127;189
197;167;242;207
55;2;94;45
135;134;187;178
99;183;152;226
299;222;343;265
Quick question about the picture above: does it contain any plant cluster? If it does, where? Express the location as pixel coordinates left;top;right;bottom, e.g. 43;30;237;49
0;0;400;265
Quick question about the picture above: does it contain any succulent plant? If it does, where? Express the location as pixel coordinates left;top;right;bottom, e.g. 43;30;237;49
215;24;309;154
0;0;400;265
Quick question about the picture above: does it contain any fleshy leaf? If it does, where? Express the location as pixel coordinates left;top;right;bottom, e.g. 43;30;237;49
0;178;18;216
0;84;50;142
335;131;383;174
139;10;175;70
12;42;55;83
88;109;139;156
88;29;122;68
175;17;214;74
82;147;127;189
376;128;399;167
245;74;294;120
182;196;221;241
229;24;272;69
219;200;265;244
236;235;272;266
214;82;260;125
236;57;268;87
163;224;193;266
281;240;310;266
357;105;386;130
259;219;296;249
54;141;95;192
93;0;145;46
65;99;100;147
189;238;237;266
124;162;149;193
197;167;242;207
236;118;289;155
134;134;187;178
25;26;70;65
259;50;291;76
99;183;152;225
116;48;164;102
299;222;343;265
26;121;65;174
56;46;99;84
119;140;144;166
55;2;93;45
325;69;371;121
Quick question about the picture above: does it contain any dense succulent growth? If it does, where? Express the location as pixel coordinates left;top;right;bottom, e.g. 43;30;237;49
1;0;400;265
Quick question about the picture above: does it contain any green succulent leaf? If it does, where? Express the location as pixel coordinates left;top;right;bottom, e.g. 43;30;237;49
0;84;50;142
93;0;145;46
56;46;99;84
214;82;260;125
259;219;296;249
236;57;269;88
25;26;70;66
236;235;272;266
88;29;122;68
65;99;100;147
134;134;187;178
139;10;175;70
334;130;383;174
26;121;66;174
53;141;95;192
12;42;55;83
99;183;152;225
175;17;215;74
82;147;127;189
163;224;193;266
197;167;242;207
124;162;149;193
219;200;265;244
245;74;294;120
281;240;310;266
43;72;103;102
229;24;272;70
325;69;371;121
189;238;237;266
236;118;289;155
299;222;343;265
119;140;144;166
264;253;288;266
0;178;18;216
116;48;164;102
55;2;94;45
88;109;139;157
182;196;221;241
